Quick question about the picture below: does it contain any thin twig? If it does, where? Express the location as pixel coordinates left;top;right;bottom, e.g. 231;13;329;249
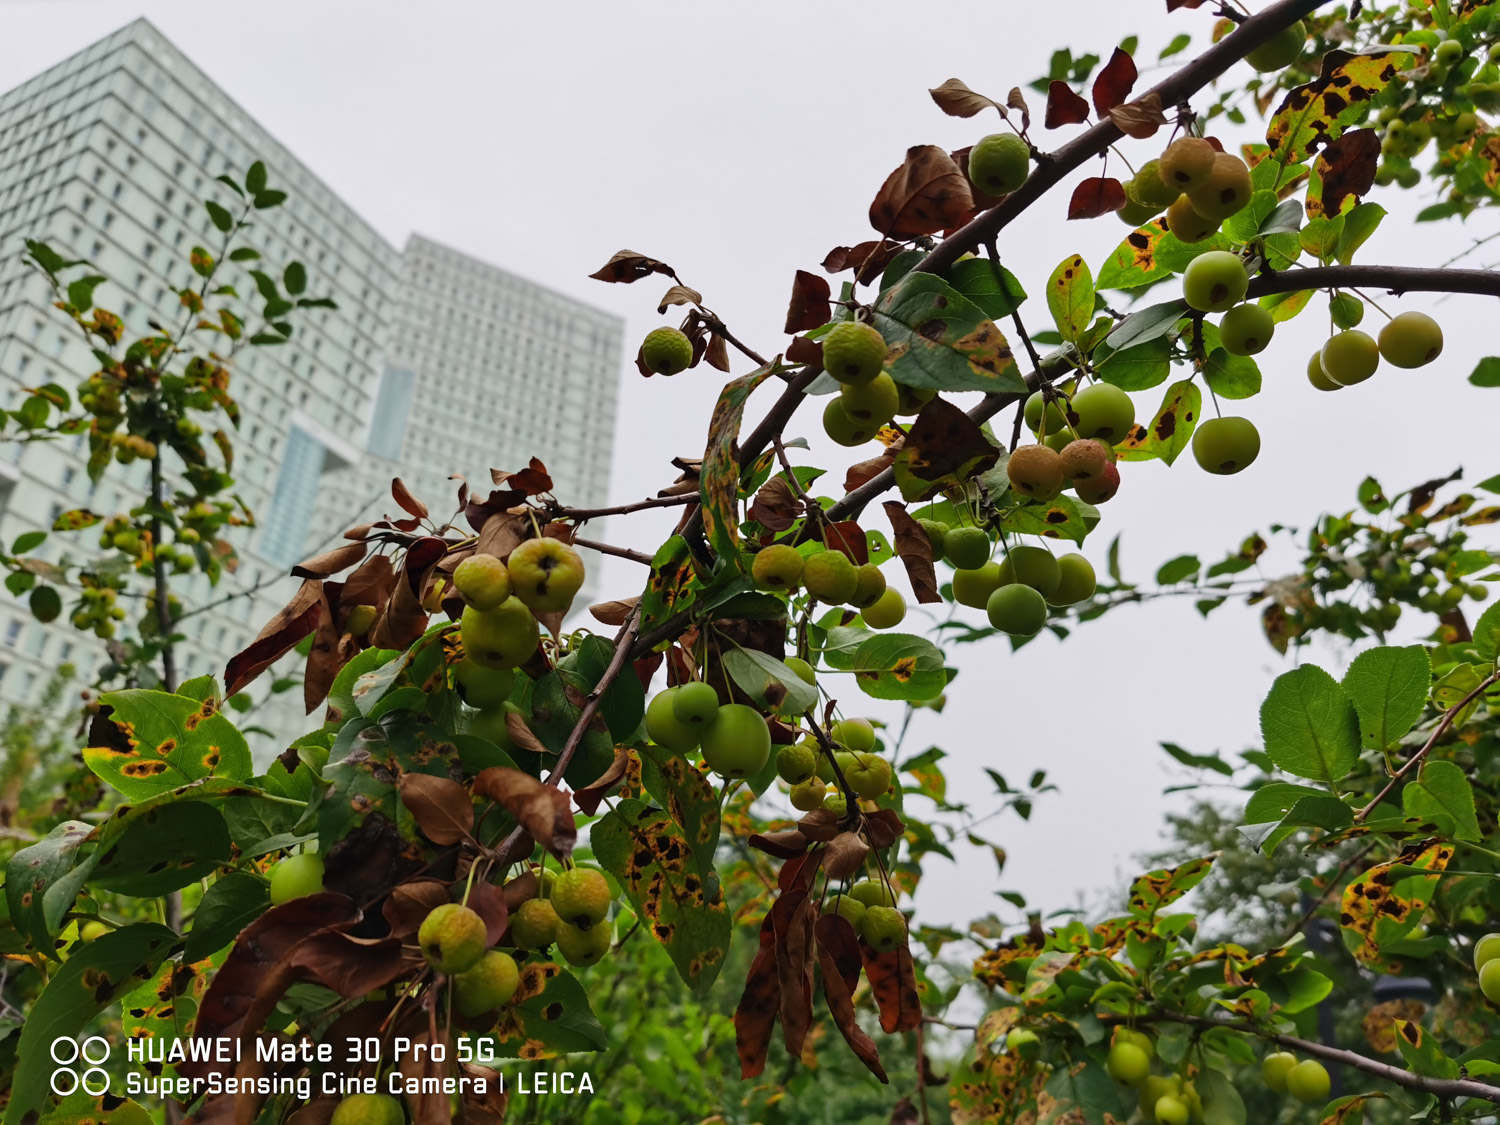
553;492;697;521
572;537;653;566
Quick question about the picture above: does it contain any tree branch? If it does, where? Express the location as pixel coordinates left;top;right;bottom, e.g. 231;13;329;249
552;492;697;521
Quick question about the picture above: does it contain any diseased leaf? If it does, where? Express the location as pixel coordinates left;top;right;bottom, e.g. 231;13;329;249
1046;254;1094;341
473;768;576;859
892;398;1000;502
874;272;1022;393
1265;51;1411;164
1045;81;1090;128
929;78;1002;119
869;145;975;237
397;773;474;845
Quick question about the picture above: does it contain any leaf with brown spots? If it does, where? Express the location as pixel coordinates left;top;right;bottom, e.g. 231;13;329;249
589;249;676;284
785;269;832;333
474;768;576;860
815;914;888;1082
874;271;1022;394
883;501;940;604
1307;128;1380;218
592;796;730;992
735;912;780;1078
1115;379;1199;466
861;940;924;1033
82;688;252;801
1045;81;1090;128
701;359;783;559
1127;854;1217;918
1340;841;1453;966
869;145;975;237
397;772;474;845
1266;51;1409;164
891;397;1001;503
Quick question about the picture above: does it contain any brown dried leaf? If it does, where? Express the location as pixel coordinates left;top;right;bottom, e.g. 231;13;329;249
1068;177;1128;220
735;914;779;1078
861;941;924;1033
787;334;822;367
466;877;510;947
770;852;820;1059
397;773;474;845
289;931;407;998
1007;87;1031;131
824;831;871;880
657;283;702;313
503;710;551;757
747;829;810;859
474;767;576;859
1045;81;1090;128
225;579;324;697
382;878;452;938
290;541;367;580
589;249;675;284
883;501;940;604
823;520;868;565
822;240;906;286
573;746;631;815
785;269;832;334
749;475;801;533
399;1030;453;1125
589;596;640;626
814;914;888;1083
863;808;906;850
869;145;975;238
797;808;841;842
368;536;444;654
391;477;428;520
1091;46;1138;116
929;77;1002;119
704;330;731;372
844;450;896;494
1109;92;1167;138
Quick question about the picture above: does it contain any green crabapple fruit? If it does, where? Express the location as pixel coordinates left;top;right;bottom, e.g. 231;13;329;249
1329;292;1364;328
460;598;540;670
79;921;110;942
1006;444;1066;500
752;544;804;590
831;717;876;752
1160;137;1217;192
1182;251;1248;313
452;553;512;610
1070;383;1135;443
551;867;612;929
1481;957;1500;1004
783;656;817;685
1166;195;1219;243
640;326;694;375
840;371;899;424
268;852;324;905
821;321;886;385
827;895;865;927
968;132;1031;196
508;898;560;948
1218;302;1274;356
1473;932;1500;973
823;398;879;446
952;562;1004;608
672;681;721;728
418;903;488;974
1186;152;1252;221
1118;197;1160;226
803;550;859;603
1286;1059;1331;1105
1024;389;1070;434
1246;20;1305;70
556;920;612;966
1192;416;1260;475
843;752;893;798
862;587;907;629
851;879;895;908
454;660;514;708
1048;553;1096;606
506;537;585;614
329;1093;405;1125
1307;352;1342;392
777;743;818;784
860;905;908;952
942;525;991;570
1153;1094;1189;1125
986;583;1048;636
1377;310;1443;368
452;950;520;1018
699;703;772;778
789;779;828;811
1320;329;1379;386
1004;545;1061;599
850;563;887;608
645;688;700;751
1261;1051;1297;1093
1106;1040;1151;1086
918;518;948;559
1130;160;1180;209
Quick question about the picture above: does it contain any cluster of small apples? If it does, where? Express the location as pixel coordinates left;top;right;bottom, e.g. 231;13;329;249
824;877;909;953
1260;1050;1332;1107
946;538;1097;638
645;682;774;779
751;543;906;628
1014;381;1132;501
776;715;894;815
67;577;126;639
137;591;184;638
818;320;935;448
1117;136;1253;241
1306;309;1445;391
453;537;586;738
1475;930;1500;1003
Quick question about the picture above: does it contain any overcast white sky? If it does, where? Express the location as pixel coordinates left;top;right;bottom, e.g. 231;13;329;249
3;1;1497;930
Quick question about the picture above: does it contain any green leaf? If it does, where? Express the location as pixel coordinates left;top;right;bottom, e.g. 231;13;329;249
1104;299;1186;351
1340;645;1431;751
1260;664;1360;782
721;647;819;716
946;258;1027;320
10;530;46;554
1155;555;1201;584
1160;33;1191;58
6;924;176;1125
1197;1067;1247;1125
65;275;107;313
593;797;729;992
1244;780;1330;823
1046;254;1094;344
185;872;269;961
1336;202;1386;265
873;272;1024;393
204;200;234;233
1403;760;1481;842
228;247;260;262
1473;600;1500;662
90;802;231;896
1159;741;1234;776
253;189;287;209
1222;190;1280;244
1096;337;1171;391
569;635;646;741
283;261;307;296
81;689;252;800
1203;348;1261;400
848;632;946;701
1469;357;1500;389
245;160;267;194
4;822;96;953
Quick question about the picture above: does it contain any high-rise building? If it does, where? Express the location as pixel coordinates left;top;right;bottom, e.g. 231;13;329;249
0;19;622;747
